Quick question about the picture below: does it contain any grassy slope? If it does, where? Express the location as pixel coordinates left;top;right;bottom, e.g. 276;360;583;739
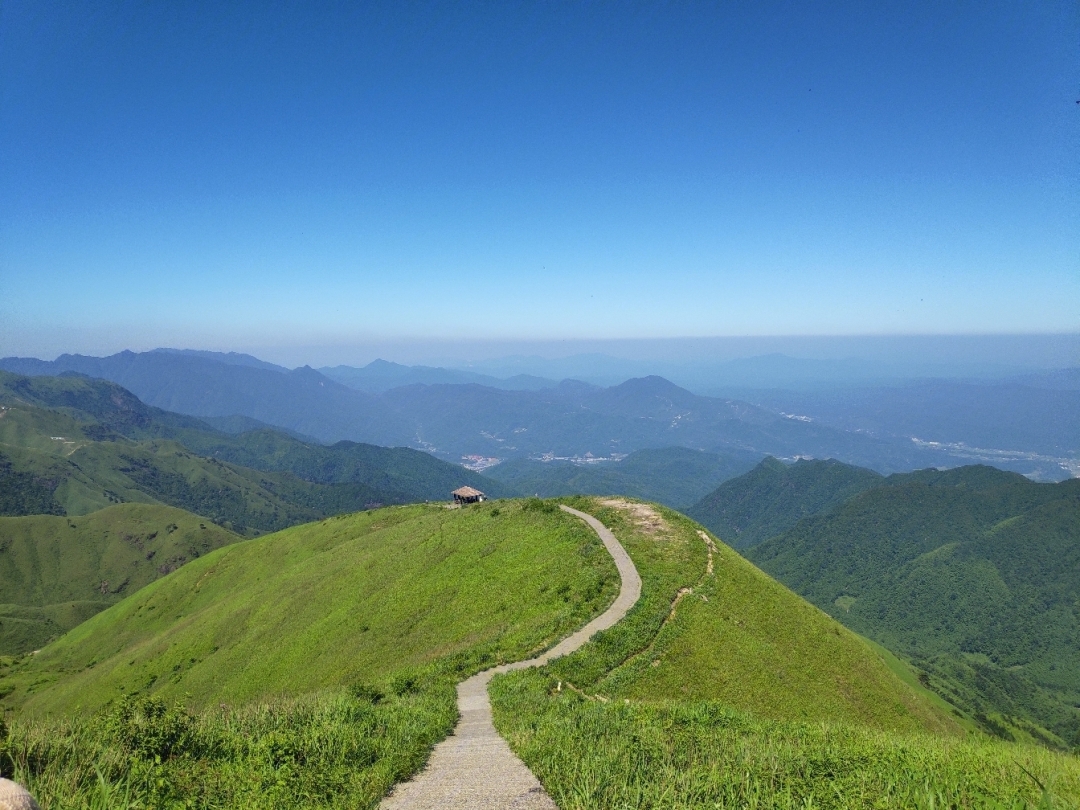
0;504;240;655
481;446;758;509
1;499;618;715
747;467;1080;747
528;497;955;731
686;455;883;548
490;497;1080;808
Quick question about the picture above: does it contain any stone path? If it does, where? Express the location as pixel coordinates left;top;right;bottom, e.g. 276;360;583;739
381;505;642;810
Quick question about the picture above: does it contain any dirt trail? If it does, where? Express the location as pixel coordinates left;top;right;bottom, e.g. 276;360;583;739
380;505;642;810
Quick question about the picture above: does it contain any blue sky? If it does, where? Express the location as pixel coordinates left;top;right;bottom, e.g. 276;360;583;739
1;1;1077;363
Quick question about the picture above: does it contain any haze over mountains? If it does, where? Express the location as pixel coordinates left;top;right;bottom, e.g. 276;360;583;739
3;348;1077;481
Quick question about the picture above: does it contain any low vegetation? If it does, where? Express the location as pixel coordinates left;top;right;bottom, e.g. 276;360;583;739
0;499;619;808
0;504;239;655
490;681;1080;809
3;688;456;810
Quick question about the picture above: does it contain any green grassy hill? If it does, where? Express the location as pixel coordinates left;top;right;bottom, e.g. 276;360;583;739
746;466;1080;748
0;406;373;534
504;497;956;732
481;446;758;509
490;497;1080;808
0;504;240;655
0;499;617;715
0;499;618;809
4;496;1079;809
687;455;882;548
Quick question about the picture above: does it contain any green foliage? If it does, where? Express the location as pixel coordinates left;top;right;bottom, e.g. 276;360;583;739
0;500;617;715
490;672;1080;809
0;498;623;808
687;456;882;548
526;498;953;731
0;504;240;655
746;466;1080;748
2;687;458;810
0;451;65;517
483;447;758;509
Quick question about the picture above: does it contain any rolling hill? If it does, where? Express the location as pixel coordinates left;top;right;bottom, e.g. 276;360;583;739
0;500;619;715
485;497;1080;808
0;499;621;808
0;504;240;655
4;495;1078;808
0;399;384;533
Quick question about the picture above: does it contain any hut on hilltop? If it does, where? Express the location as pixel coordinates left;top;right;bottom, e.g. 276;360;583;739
452;486;486;505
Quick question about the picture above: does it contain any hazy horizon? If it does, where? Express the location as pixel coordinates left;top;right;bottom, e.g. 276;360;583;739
3;333;1077;381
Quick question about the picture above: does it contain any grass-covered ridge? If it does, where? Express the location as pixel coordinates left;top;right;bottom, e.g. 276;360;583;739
0;503;240;655
490;497;1080;807
500;497;954;731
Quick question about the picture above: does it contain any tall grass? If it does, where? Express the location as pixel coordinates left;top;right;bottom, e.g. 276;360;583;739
2;677;457;810
491;669;1080;809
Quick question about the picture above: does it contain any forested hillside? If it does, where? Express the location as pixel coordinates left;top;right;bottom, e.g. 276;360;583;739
745;466;1080;748
687;456;882;547
0;371;505;533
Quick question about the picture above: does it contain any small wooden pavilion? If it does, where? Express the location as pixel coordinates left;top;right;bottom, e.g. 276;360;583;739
452;486;486;505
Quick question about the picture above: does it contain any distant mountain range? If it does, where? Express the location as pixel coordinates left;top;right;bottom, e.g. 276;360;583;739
0;370;504;534
320;358;557;393
2;349;1076;480
690;457;1080;749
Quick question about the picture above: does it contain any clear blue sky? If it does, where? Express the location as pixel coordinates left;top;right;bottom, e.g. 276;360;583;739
1;1;1077;363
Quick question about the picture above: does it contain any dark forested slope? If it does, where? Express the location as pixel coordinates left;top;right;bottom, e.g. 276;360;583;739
687;456;883;548
745;466;1080;748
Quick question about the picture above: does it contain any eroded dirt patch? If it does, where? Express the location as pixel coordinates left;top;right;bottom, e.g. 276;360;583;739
598;499;671;537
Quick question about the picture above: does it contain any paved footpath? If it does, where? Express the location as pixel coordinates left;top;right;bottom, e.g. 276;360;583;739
381;505;642;810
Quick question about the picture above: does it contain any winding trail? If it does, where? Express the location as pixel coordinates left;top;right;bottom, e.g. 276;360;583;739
381;505;642;810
